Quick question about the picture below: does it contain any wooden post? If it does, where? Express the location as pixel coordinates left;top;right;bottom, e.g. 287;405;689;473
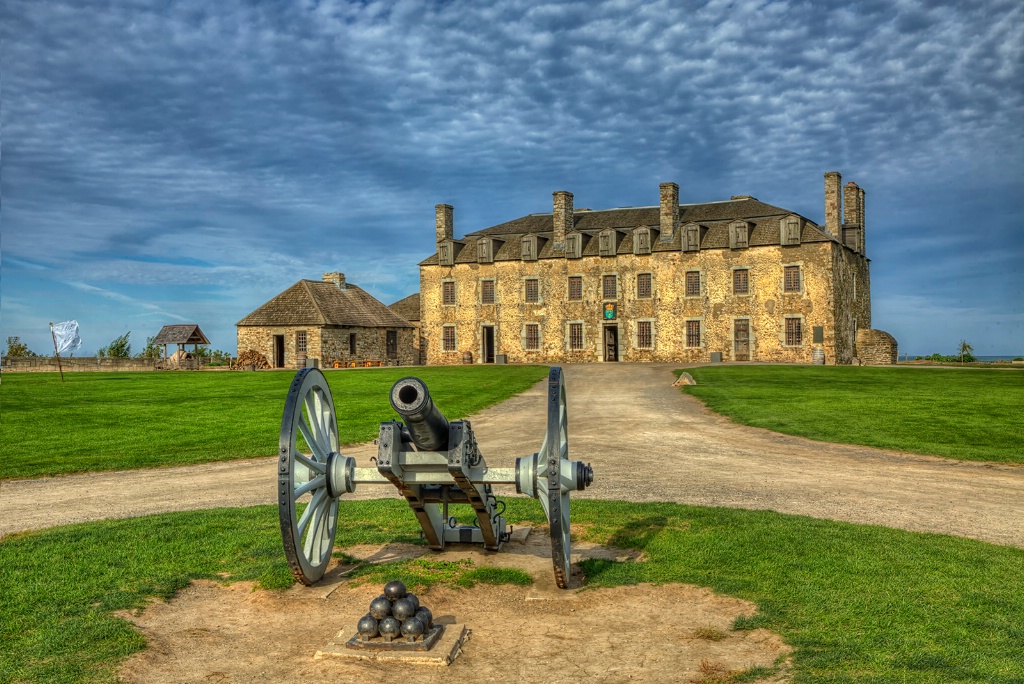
49;322;65;383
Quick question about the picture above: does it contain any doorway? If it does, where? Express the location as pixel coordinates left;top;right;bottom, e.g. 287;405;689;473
481;326;495;364
733;320;750;361
273;335;285;368
603;325;619;362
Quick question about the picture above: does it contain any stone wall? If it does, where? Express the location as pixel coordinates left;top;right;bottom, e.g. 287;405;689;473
421;240;861;365
856;329;898;365
2;357;163;372
237;325;415;368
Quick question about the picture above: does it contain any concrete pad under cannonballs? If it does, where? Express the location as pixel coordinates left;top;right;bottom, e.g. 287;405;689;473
315;624;470;666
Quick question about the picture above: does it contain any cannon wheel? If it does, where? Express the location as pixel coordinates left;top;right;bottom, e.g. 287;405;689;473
279;368;340;585
543;366;572;588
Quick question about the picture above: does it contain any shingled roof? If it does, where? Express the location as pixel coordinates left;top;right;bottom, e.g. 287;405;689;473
421;197;836;265
152;324;210;345
237;280;413;328
388;293;421;323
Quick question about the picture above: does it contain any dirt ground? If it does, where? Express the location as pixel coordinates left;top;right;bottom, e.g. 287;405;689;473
4;363;1022;682
118;532;791;684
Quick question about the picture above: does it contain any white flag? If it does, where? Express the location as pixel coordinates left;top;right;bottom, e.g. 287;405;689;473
52;320;82;354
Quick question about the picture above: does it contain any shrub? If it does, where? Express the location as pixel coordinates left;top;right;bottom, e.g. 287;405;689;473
4;336;37;358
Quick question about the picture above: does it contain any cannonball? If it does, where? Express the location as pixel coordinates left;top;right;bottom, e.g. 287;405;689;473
401;616;425;639
415;606;433;629
405;592;420;611
383;580;407;601
378;616;402;639
357;614;379;638
392;597;417;621
369;595;392;619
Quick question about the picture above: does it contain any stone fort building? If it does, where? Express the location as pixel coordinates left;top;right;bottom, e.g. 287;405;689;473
418;172;896;365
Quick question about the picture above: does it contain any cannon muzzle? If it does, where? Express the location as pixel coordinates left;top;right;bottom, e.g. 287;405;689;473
389;377;450;451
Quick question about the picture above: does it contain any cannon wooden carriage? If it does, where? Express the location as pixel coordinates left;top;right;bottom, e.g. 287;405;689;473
277;366;594;589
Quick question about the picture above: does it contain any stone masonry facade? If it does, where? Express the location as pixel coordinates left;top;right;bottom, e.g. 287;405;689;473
236;325;415;368
420;172;891;365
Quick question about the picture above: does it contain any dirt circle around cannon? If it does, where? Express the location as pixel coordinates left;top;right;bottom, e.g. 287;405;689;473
117;532;791;684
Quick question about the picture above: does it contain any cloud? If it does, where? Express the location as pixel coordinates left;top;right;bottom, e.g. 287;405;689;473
1;0;1021;353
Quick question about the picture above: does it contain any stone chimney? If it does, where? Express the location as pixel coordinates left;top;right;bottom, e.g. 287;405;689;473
824;171;842;238
659;182;679;242
843;181;862;227
552;190;573;249
435;204;453;243
323;272;346;290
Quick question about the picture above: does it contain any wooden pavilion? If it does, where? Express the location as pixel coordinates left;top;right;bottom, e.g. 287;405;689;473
151;324;211;359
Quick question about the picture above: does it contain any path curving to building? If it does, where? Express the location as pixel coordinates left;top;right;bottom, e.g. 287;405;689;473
2;364;1022;548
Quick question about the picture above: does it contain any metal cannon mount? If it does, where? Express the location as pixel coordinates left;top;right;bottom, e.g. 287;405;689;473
277;366;594;589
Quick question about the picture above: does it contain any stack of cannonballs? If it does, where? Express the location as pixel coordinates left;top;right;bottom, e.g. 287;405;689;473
356;581;436;644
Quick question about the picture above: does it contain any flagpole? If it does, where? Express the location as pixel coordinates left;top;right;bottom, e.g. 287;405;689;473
50;322;65;383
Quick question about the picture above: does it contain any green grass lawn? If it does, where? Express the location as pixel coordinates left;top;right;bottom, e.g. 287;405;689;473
0;366;548;479
1;500;1021;683
681;366;1024;463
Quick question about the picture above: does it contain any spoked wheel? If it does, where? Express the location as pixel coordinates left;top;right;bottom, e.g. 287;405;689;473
515;367;591;588
279;368;342;585
542;366;572;588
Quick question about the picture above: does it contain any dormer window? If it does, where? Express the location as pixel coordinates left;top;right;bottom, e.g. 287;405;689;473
633;228;651;255
599;229;617;257
565;233;582;259
477;238;494;263
781;217;801;246
682;223;704;252
729;221;752;250
521;235;537;262
438;241;454;266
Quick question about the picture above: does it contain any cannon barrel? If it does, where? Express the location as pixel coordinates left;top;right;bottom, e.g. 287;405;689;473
389;377;450;451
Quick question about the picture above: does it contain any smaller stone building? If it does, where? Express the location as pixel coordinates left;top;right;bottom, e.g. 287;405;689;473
388;293;424;365
236;272;416;368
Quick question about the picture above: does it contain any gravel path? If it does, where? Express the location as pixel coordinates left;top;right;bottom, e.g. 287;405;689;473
3;364;1022;547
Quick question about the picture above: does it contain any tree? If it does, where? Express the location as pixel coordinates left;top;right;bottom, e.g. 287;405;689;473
958;339;974;365
4;336;37;358
136;336;163;359
98;332;132;358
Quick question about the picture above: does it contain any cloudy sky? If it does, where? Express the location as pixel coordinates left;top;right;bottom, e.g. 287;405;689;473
2;0;1022;357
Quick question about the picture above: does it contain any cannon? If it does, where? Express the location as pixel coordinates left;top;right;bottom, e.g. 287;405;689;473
277;366;593;589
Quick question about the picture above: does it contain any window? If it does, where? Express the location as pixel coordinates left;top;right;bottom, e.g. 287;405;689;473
525;278;539;303
602;274;617;299
438;242;453;266
683;224;701;252
524;323;540;351
568;276;583;301
784;265;801;293
442;280;456;305
442;325;457;352
599;230;616;256
782;217;801;246
637;320;653;349
568;322;584;350
349;333;357;355
565;233;582;259
476;238;493;263
633;228;651;255
686;320;701;348
296;330;307;354
521;236;536;261
386;330;397;358
481;279;495;304
733;269;749;295
637;273;652;298
730;221;749;249
685;271;701;297
785;317;803;346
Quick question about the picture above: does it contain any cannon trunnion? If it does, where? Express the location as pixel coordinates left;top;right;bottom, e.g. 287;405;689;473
277;367;593;589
